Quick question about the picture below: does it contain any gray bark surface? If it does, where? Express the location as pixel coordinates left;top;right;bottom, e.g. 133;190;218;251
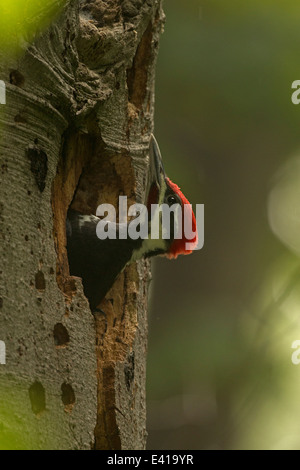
0;0;164;450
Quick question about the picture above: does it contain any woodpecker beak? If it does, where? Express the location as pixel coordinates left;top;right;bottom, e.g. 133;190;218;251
149;134;166;192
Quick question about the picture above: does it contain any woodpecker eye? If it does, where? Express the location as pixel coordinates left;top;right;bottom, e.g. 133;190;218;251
166;194;180;206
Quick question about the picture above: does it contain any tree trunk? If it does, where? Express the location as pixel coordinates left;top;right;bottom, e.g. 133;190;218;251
0;0;164;450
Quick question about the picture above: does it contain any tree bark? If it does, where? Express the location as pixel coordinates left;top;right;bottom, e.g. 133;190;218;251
0;0;164;450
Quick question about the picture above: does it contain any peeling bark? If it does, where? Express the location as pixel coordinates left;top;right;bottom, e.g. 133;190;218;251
0;0;164;450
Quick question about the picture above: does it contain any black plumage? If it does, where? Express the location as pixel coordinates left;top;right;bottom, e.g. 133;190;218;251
66;209;143;310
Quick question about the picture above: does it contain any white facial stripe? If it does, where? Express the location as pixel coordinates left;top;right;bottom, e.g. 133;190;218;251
130;237;168;262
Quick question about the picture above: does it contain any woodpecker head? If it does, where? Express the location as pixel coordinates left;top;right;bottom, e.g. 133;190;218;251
133;135;198;261
66;135;198;310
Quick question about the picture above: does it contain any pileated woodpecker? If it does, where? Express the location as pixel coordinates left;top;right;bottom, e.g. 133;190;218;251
67;136;198;311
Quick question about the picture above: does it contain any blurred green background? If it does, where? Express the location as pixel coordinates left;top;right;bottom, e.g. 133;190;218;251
147;0;300;450
0;0;66;54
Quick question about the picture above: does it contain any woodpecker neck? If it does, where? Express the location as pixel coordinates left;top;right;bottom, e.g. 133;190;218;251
130;237;168;262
